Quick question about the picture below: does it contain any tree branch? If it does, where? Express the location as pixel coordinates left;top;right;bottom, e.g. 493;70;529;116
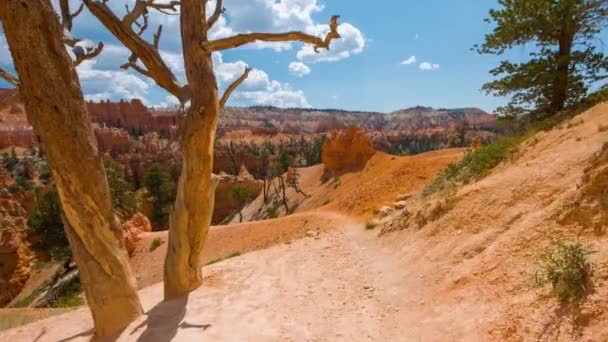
121;53;152;78
203;15;341;52
83;0;187;101
220;67;251;108
123;1;180;27
74;42;105;66
0;66;19;87
59;0;84;33
153;25;163;49
207;0;224;29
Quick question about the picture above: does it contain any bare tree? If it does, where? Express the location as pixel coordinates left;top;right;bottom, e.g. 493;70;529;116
83;0;342;299
0;0;142;336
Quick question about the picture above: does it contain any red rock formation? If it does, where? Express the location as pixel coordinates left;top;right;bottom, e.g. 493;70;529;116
86;99;178;138
0;126;35;149
0;189;36;306
322;126;375;174
121;212;152;257
94;126;132;154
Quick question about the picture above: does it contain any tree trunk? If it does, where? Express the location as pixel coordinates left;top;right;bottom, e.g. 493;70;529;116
0;0;143;336
263;178;269;202
278;176;289;212
163;0;220;300
550;10;575;114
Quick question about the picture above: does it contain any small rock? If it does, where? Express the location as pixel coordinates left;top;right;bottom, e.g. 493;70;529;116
396;193;412;201
377;206;393;217
306;230;317;237
393;201;407;210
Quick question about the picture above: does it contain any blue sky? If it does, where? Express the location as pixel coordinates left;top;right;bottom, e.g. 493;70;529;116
0;1;526;113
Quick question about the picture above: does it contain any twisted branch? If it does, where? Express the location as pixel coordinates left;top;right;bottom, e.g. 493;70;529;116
220;67;251;108
203;15;341;52
74;42;105;66
124;0;180;27
207;0;225;29
83;0;186;101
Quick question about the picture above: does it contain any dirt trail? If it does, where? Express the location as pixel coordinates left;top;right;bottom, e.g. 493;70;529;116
0;211;454;341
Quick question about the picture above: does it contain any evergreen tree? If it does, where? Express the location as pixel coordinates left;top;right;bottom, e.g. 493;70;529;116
143;164;176;230
28;187;69;259
476;0;608;115
104;159;138;219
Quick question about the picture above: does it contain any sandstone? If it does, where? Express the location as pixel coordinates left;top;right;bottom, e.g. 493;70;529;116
322;126;375;174
213;171;263;224
377;206;393;217
122;212;152;257
396;193;412;201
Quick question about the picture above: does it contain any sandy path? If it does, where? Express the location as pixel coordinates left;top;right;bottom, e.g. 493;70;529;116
0;212;452;341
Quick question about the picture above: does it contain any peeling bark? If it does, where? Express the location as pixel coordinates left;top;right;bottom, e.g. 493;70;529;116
0;0;142;336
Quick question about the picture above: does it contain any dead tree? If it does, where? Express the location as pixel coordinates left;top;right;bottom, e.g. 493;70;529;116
83;0;342;300
0;0;142;337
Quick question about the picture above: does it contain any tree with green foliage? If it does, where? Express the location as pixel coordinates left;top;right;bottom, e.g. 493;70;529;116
28;187;69;260
477;0;608;115
104;159;138;219
3;148;19;173
143;165;176;230
230;185;256;223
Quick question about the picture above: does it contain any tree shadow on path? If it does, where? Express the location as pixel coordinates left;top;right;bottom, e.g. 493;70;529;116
129;295;211;342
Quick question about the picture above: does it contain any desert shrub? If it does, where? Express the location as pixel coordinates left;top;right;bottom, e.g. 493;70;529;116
424;136;523;195
149;237;163;252
535;241;594;302
264;200;281;219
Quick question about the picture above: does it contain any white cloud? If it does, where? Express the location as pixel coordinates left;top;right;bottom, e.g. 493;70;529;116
419;62;440;71
296;23;365;63
288;62;311;77
213;53;310;107
76;60;151;103
401;56;416;65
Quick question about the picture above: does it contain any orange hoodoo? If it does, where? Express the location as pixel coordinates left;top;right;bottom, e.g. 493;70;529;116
322;126;375;174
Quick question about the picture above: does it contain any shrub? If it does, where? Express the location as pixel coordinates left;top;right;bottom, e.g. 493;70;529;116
149;237;163;253
535;241;594;302
264;200;281;219
45;276;83;308
424;136;523;195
